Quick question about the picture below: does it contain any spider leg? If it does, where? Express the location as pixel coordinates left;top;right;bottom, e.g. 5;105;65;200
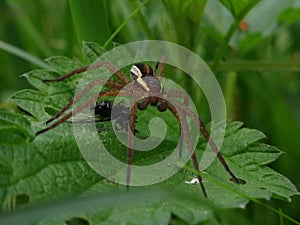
71;117;111;124
46;80;124;124
165;100;207;197
137;97;149;110
171;100;240;184
43;61;130;85
156;56;167;78
198;118;240;184
36;89;131;135
126;98;139;191
164;91;190;157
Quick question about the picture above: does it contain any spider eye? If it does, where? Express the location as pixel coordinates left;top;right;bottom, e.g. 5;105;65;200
130;65;142;80
130;63;153;80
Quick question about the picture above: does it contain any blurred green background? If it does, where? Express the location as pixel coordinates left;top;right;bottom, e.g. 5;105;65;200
0;0;299;224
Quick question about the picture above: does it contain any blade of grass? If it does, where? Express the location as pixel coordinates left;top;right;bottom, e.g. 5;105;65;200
68;0;111;46
124;0;155;39
102;0;149;49
0;40;52;69
6;0;53;57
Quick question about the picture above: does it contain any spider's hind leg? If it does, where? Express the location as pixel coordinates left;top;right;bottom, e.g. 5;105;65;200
164;91;190;157
165;100;208;197
173;100;241;185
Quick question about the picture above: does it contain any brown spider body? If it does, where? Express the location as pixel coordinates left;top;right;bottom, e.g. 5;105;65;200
130;63;167;113
36;57;240;197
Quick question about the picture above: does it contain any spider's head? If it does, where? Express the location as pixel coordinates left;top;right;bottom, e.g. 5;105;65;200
130;63;155;92
130;63;153;80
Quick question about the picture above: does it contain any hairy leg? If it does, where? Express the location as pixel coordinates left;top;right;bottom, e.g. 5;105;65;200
36;89;131;135
171;100;240;184
43;61;130;85
165;100;207;197
46;80;123;124
126;99;138;190
156;56;167;78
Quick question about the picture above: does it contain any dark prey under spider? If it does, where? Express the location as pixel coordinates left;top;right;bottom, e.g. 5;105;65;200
71;100;131;132
36;56;240;197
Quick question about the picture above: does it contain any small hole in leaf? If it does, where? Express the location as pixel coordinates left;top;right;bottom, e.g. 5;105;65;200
65;217;90;225
44;107;58;116
170;213;188;224
15;193;30;205
230;177;247;185
9;193;30;209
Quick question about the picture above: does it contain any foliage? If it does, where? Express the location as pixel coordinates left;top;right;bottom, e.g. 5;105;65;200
0;41;298;225
0;0;300;224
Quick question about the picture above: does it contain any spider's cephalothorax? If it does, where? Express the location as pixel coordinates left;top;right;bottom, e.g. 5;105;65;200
130;63;167;111
36;57;241;197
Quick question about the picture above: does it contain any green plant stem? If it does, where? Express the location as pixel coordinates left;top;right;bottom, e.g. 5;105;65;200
6;0;53;57
211;20;238;69
102;0;149;49
224;71;237;118
129;0;155;39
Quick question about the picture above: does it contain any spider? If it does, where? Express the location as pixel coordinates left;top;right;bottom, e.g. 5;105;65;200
36;57;240;197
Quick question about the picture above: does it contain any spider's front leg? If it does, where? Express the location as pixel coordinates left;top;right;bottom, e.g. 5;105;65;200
46;80;123;125
126;97;139;190
39;61;130;127
36;61;133;135
43;61;130;85
36;89;131;135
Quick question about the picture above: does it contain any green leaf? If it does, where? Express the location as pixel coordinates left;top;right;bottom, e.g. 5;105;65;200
45;56;84;75
11;89;49;120
278;7;300;25
82;41;107;63
0;111;33;144
221;127;266;155
219;0;260;19
0;42;298;224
